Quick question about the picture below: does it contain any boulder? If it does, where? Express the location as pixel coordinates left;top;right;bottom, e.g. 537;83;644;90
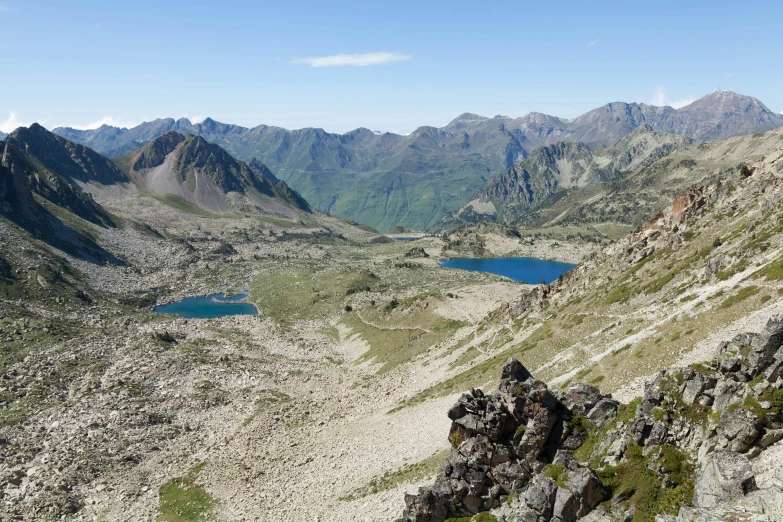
716;408;761;452
586;398;619;428
681;371;717;406
559;383;603;415
566;467;608;517
692;450;757;508
524;475;557;519
551;486;579;522
748;315;783;376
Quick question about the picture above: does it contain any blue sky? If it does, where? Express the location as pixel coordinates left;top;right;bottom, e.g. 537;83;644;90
2;0;782;134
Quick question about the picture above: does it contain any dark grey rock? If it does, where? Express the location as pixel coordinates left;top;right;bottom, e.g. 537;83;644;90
586;398;619;428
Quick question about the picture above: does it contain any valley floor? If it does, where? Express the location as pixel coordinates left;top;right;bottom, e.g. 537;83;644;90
2;142;783;521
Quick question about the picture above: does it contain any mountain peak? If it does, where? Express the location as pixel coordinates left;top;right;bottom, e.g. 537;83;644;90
679;90;772;113
447;113;489;127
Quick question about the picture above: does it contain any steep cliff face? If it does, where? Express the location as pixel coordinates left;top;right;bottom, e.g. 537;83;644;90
400;316;783;522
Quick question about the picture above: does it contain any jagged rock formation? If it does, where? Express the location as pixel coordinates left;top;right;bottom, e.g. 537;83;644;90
400;315;783;522
118;131;311;215
438;125;694;230
399;359;615;521
0;132;124;263
52;92;783;232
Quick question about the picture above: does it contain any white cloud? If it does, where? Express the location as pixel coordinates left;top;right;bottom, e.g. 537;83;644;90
651;86;696;109
0;111;28;133
183;114;206;124
293;51;411;68
69;116;140;130
587;38;599;46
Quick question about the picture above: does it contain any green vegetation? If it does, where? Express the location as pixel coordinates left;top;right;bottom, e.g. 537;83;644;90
752;253;783;281
719;285;760;308
596;444;693;522
250;265;379;324
157;462;216;522
642;272;676;294
543;463;568;487
606;284;634;304
345;300;466;374
141;192;226;218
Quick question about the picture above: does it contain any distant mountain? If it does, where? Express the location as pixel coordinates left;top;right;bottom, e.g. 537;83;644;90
674;90;783;140
0;131;6;140
115;132;311;215
53;91;783;232
438;125;694;230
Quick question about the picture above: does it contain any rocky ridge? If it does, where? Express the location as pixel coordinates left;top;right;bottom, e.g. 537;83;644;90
51;92;783;232
437;126;694;231
400;315;783;522
118;131;312;215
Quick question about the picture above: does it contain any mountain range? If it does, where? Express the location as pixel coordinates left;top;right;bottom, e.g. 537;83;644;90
0;126;312;258
113;131;311;216
437;125;695;231
52;91;783;232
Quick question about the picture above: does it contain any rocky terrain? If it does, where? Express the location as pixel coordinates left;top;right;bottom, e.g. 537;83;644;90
438;126;694;231
399;313;783;522
113;131;311;215
1;121;783;521
52;92;783;232
441;123;783;235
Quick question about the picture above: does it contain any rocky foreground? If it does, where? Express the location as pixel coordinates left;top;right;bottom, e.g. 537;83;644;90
399;315;783;522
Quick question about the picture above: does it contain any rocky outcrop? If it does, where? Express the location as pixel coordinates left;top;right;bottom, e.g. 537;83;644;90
398;359;613;522
399;315;783;522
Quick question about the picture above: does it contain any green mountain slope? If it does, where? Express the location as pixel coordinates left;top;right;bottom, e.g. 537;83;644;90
53;92;783;232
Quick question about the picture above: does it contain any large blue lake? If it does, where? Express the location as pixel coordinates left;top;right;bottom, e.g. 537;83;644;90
440;257;576;284
153;293;258;319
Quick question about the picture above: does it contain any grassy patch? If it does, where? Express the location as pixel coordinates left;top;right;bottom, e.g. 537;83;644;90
719;285;760;309
597;444;693;522
141;192;225;218
250;265;379;324
751;254;783;281
445;514;498;522
157;463;216;522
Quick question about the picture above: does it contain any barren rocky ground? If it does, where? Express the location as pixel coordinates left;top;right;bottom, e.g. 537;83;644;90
1;128;783;522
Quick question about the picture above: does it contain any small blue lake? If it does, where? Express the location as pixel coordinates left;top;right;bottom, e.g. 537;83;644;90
153;293;258;319
440;257;576;284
